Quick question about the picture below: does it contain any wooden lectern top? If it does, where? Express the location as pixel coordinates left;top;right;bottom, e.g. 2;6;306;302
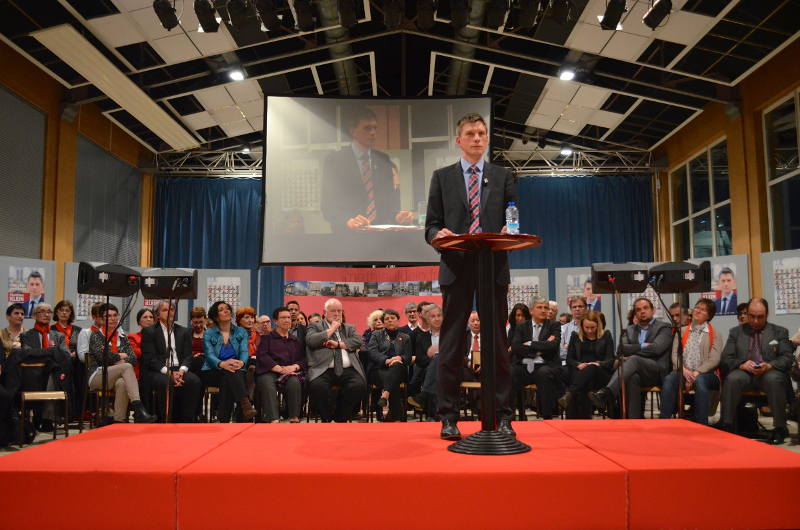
431;233;543;253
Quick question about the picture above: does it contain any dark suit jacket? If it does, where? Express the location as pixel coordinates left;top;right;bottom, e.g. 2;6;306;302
587;298;602;313
140;322;193;381
715;292;737;315
510;319;562;369
720;322;793;375
566;332;615;373
20;328;70;360
291;323;307;345
424;160;517;286
321;146;398;231
619;320;673;376
367;329;412;367
414;330;435;370
22;297;45;318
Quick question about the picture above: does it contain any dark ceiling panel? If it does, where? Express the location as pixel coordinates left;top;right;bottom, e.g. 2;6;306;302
64;0;119;20
681;0;734;18
117;41;165;70
169;94;205;116
602;93;638;114
638;40;686;67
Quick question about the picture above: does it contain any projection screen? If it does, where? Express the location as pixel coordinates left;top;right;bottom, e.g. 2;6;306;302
261;95;493;265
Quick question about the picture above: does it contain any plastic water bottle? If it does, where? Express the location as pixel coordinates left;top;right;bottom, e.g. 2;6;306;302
418;198;427;227
506;202;519;234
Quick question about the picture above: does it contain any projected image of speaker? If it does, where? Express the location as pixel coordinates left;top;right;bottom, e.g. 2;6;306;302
140;268;199;299
77;262;141;297
591;262;649;294
648;261;711;293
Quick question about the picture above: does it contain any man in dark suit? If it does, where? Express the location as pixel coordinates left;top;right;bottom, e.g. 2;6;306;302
715;298;793;444
584;280;601;313
714;267;737;316
286;300;307;345
321;107;412;232
140;300;202;422
305;298;366;422
425;112;517;440
511;297;562;419
589;297;672;418
21;271;45;318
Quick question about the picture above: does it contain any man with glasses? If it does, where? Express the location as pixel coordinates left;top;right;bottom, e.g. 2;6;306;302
399;302;419;334
258;315;272;334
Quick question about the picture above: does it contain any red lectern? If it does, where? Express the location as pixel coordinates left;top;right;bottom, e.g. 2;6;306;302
432;233;542;455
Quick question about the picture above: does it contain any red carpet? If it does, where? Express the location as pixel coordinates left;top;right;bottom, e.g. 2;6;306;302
0;420;798;529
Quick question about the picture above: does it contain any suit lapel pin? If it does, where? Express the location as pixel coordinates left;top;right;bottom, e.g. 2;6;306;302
483;178;488;186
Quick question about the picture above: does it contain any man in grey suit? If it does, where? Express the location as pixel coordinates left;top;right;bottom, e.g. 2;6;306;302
425;112;517;440
306;298;366;422
590;297;672;418
715;298;793;444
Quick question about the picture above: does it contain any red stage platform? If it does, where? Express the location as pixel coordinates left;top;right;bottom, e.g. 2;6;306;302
1;420;799;529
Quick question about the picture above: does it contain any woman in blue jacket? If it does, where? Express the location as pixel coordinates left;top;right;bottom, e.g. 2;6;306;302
203;301;257;422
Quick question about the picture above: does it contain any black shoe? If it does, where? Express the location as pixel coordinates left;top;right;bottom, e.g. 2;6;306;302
407;394;424;412
39;420;55;433
766;425;789;445
710;421;733;433
588;388;610;412
132;401;157;424
440;420;461;441
558;391;572;411
498;419;516;438
377;397;388;408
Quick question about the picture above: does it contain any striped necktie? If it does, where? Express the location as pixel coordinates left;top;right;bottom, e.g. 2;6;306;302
361;154;376;224
468;165;480;234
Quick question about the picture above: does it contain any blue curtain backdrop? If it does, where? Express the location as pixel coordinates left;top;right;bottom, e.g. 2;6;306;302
152;175;653;316
152;177;284;317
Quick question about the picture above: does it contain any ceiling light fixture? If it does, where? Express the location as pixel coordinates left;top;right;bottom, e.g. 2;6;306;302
450;0;470;29
642;0;671;30
33;25;198;151
558;66;575;81
293;0;316;31
228;0;251;28
229;69;245;81
549;0;570;25
255;0;283;31
338;0;358;28
154;0;180;30
599;0;626;30
485;0;509;29
560;146;573;155
195;0;221;32
416;0;437;30
383;0;402;29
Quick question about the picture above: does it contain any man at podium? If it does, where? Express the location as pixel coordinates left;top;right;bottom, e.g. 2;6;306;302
424;112;517;441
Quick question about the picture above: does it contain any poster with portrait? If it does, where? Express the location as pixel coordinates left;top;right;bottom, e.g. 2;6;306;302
208;277;242;313
8;266;46;317
773;256;800;315
508;276;540;310
700;263;738;316
566;273;602;312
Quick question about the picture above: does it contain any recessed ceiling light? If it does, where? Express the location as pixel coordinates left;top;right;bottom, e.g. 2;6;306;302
229;70;245;81
559;68;575;81
243;147;250;153
560;147;573;155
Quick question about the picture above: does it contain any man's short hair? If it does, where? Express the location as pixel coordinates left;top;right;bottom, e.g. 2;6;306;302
417;301;431;313
27;271;43;283
273;306;290;321
323;298;341;312
404;302;418;313
6;303;24;316
286;300;300;309
718;267;734;279
584;279;593;287
424;303;442;316
569;296;586;308
668;303;687;314
346;107;377;132
748;297;769;313
634;297;654;310
456;113;487;136
383;308;401;321
695;298;716;320
531;295;548;306
190;307;207;320
99;303;118;315
549;301;558;310
308;312;321;321
154;299;175;315
33;302;52;314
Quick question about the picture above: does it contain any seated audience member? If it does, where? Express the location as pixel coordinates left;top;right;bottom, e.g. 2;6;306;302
558;312;571;325
307;313;322;324
306;299;366;423
367;308;412;421
791;327;800;383
88;304;155;424
255;307;306;423
298;312;308;327
548;301;559;322
589;297;672;418
362;309;384;351
407;301;432;396
201;301;257;422
668;303;690;328
127;308;155;382
188;307;207;420
141;300;203;423
464;311;481;380
2;303;26;356
559;310;614;418
408;303;442;417
258;315;272;334
0;303;26;443
715;298;793;444
286;300;307;344
510;296;561;419
77;303;105;365
626;306;638;327
736;303;749;325
236;306;259;402
399;302;419;334
659;298;722;425
21;303;74;429
561;296;588;385
507;303;532;354
53;300;82;420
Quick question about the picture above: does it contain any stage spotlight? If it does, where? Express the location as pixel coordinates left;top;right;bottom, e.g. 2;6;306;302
485;0;509;29
416;0;436;29
384;0;402;29
153;0;180;30
229;69;245;81
255;0;283;31
549;0;569;24
560;146;572;155
293;0;315;31
450;0;470;29
599;0;626;30
537;137;547;149
642;0;671;30
195;0;221;32
517;0;541;30
338;0;357;28
228;0;250;28
521;136;529;145
558;66;575;80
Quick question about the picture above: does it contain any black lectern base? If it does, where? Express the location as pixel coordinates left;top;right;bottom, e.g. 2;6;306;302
447;430;532;455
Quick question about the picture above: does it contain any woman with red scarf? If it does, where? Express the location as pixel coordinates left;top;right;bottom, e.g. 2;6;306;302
53;300;82;421
87;303;155;424
127;308;155;381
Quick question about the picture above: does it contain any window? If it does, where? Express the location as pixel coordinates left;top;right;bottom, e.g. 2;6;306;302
764;91;800;251
669;139;731;260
